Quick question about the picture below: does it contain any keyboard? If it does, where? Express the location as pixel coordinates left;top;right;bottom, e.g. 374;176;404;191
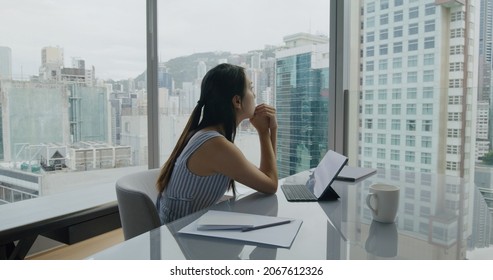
281;184;318;202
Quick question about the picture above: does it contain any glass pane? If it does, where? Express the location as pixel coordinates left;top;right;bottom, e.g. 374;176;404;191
349;0;493;250
0;1;146;206
158;0;330;179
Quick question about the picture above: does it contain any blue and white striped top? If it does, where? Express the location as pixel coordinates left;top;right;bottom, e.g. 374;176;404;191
156;130;231;224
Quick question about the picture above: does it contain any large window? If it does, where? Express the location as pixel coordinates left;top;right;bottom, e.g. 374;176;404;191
0;1;146;204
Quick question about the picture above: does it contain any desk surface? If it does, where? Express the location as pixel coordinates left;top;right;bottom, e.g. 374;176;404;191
89;169;493;260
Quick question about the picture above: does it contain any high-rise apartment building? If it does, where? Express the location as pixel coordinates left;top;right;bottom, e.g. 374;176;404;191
358;0;477;178
478;0;493;151
0;46;12;80
275;33;329;178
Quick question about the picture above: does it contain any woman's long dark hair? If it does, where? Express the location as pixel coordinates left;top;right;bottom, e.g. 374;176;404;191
156;63;246;193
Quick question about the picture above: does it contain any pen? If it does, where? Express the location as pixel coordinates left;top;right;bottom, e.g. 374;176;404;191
241;219;292;232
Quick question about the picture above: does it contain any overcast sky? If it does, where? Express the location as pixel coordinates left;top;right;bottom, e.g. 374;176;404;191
1;0;329;80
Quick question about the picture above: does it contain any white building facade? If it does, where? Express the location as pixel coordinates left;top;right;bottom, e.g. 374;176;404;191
359;0;478;178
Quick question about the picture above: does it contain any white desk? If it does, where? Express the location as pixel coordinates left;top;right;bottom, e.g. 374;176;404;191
88;169;493;260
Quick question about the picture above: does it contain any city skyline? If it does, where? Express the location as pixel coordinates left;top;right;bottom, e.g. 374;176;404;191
0;0;329;81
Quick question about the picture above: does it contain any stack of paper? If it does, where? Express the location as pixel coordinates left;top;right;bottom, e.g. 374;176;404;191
179;210;302;248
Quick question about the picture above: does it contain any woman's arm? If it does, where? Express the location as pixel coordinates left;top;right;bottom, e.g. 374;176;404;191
187;104;278;194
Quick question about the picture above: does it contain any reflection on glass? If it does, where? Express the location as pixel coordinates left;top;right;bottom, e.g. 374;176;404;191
365;221;398;258
168;192;279;260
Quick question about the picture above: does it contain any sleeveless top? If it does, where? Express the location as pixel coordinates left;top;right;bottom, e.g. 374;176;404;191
156;130;231;224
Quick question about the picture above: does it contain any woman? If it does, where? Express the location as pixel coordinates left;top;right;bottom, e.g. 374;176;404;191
156;63;278;224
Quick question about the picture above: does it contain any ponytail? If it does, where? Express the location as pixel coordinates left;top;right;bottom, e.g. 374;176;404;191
156;103;203;193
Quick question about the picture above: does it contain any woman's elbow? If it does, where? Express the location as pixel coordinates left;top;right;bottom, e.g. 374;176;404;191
261;182;278;194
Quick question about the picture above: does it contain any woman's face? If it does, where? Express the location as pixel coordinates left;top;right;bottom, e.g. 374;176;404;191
239;76;257;119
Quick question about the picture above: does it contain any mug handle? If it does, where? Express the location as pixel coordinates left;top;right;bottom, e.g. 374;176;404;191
366;193;378;216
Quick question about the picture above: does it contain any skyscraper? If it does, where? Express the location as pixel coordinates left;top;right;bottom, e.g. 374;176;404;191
0;46;12;80
358;0;477;178
478;0;493;153
275;33;329;178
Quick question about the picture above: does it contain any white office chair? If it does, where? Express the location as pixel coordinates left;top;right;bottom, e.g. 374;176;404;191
115;169;162;240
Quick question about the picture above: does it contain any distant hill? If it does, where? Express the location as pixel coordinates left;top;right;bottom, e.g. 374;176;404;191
165;51;232;88
132;47;278;89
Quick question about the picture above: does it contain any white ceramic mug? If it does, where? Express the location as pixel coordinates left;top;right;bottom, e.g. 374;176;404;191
365;184;400;223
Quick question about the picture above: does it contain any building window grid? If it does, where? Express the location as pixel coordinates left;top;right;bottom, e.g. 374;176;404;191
408;39;418;51
379;44;388;55
407;120;416;131
391;119;401;130
379;59;388;70
392;104;401;115
409;7;419;19
406;135;416;147
379;74;387;85
407;71;417;83
377;148;386;159
407;88;417;99
422;120;433;132
448;96;462;105
405;151;415;163
447;145;461;154
391;134;400;145
449;62;464;72
391;149;400;160
392;88;401;99
424;37;435;49
408;55;418;67
447;129;461;138
450;45;464;55
448;112;462;121
393;42;403;53
392;73;402;84
424;20;435;32
409;23;419;35
380;13;389;25
406;104;416;115
449;79;463;88
378;119;386;130
425;3;435;16
380;29;388;40
446;161;458;171
394;10;403;22
423;53;434;65
421;152;432;164
421;136;432;148
377;133;386;144
451;28;465;38
378;89;387;100
378;104;387;114
423;70;434;82
423;87;433;98
394;26;403;37
393;57;402;68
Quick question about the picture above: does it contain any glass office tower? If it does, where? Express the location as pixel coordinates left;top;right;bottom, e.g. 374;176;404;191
275;33;330;178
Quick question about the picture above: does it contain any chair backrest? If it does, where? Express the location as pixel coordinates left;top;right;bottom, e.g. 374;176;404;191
115;168;162;240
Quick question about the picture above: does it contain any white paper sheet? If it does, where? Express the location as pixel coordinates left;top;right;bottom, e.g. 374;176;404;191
179;210;303;248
